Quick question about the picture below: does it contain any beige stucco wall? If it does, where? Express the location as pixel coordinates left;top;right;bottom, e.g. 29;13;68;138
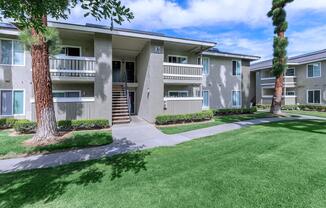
202;56;248;109
163;99;202;115
0;34;33;120
52;83;94;97
136;41;164;123
93;33;112;124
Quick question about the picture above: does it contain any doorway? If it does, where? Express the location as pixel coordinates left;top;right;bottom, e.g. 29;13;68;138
112;60;136;83
128;91;136;115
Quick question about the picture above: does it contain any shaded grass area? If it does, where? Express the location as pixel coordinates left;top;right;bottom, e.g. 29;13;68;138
2;120;326;207
159;112;272;134
0;130;112;157
286;110;326;118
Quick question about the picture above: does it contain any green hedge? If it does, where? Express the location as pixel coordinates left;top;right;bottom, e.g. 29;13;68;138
213;107;257;116
156;110;214;125
14;120;37;134
57;119;110;131
0;118;18;129
256;104;326;112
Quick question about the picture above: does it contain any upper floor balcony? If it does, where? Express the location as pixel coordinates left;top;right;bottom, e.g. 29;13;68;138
50;56;96;83
163;62;203;85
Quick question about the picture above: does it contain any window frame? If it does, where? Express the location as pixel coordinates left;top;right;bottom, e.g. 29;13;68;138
60;45;82;57
232;60;242;76
201;57;210;75
307;89;321;104
168;90;189;98
0;89;25;116
202;90;209;109
232;90;242;107
0;38;25;66
307;62;321;78
52;90;82;98
285;68;296;77
285;91;296;96
167;55;188;64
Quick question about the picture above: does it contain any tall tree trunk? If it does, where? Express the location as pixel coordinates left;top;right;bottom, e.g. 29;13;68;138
270;32;285;115
31;16;58;142
270;74;284;114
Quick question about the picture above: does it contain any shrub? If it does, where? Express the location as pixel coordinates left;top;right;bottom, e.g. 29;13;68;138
0;118;18;129
213;107;257;116
14;120;37;134
156;110;214;125
57;119;110;131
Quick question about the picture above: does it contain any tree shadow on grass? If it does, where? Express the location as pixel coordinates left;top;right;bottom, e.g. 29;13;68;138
260;120;326;135
0;150;150;208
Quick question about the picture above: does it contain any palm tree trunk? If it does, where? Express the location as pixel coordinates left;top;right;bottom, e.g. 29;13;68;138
31;16;58;142
270;32;285;115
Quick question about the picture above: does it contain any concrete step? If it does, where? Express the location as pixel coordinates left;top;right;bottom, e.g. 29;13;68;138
113;112;130;117
113;119;131;124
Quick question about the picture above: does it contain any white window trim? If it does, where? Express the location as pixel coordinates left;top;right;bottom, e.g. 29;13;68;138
202;57;210;75
0;38;26;66
232;60;242;76
285;91;296;96
202;90;209;109
285;67;296;77
167;55;188;64
60;45;82;57
0;89;25;116
53;90;82;97
232;90;242;107
306;62;321;78
168;90;189;97
307;89;321;104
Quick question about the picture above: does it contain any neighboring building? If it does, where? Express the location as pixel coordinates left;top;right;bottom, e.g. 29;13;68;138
251;49;326;106
0;22;259;125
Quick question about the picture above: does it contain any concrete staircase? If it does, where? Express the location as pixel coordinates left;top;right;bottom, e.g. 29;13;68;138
112;85;131;125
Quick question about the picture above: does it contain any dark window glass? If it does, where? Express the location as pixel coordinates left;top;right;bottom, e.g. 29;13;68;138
314;91;320;103
1;90;12;115
126;62;135;82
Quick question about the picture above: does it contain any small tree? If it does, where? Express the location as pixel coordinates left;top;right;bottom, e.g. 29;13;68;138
267;0;294;115
0;0;133;143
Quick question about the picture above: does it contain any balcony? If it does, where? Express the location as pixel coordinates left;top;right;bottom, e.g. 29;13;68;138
260;76;296;87
163;97;203;115
163;62;203;84
50;56;96;82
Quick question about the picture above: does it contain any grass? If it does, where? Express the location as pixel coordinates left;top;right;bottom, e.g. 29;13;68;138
2;120;326;207
0;130;112;158
159;111;272;134
285;110;326;118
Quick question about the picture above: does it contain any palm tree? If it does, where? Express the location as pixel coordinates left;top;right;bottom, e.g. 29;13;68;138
267;0;294;115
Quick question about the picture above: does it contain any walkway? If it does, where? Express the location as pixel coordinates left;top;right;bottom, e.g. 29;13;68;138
0;115;320;173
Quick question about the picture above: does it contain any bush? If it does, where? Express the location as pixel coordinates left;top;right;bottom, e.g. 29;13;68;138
213;107;257;116
257;104;326;112
57;119;110;131
14;120;37;134
156;110;214;125
0;118;18;129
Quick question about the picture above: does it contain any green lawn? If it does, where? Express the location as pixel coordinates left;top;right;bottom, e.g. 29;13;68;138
0;130;112;158
2;120;326;207
159;112;272;134
286;110;326;118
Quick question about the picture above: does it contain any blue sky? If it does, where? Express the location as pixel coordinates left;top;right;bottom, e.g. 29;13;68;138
60;0;326;60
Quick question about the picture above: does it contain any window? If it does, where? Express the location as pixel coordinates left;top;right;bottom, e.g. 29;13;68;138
53;91;81;98
0;39;24;65
202;57;209;75
168;91;188;97
261;69;274;79
60;46;81;57
202;90;209;108
286;68;295;76
307;63;321;78
232;60;241;76
307;90;321;104
168;55;187;64
286;91;295;96
232;91;241;107
0;90;24;115
262;88;274;97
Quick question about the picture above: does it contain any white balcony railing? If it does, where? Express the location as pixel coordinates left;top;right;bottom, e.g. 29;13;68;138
163;62;203;84
50;56;96;78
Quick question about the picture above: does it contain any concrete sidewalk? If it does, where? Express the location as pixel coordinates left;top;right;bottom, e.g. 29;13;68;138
0;115;320;173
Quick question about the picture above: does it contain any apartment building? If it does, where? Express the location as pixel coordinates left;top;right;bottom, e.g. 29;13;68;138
0;22;259;125
251;49;326;106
